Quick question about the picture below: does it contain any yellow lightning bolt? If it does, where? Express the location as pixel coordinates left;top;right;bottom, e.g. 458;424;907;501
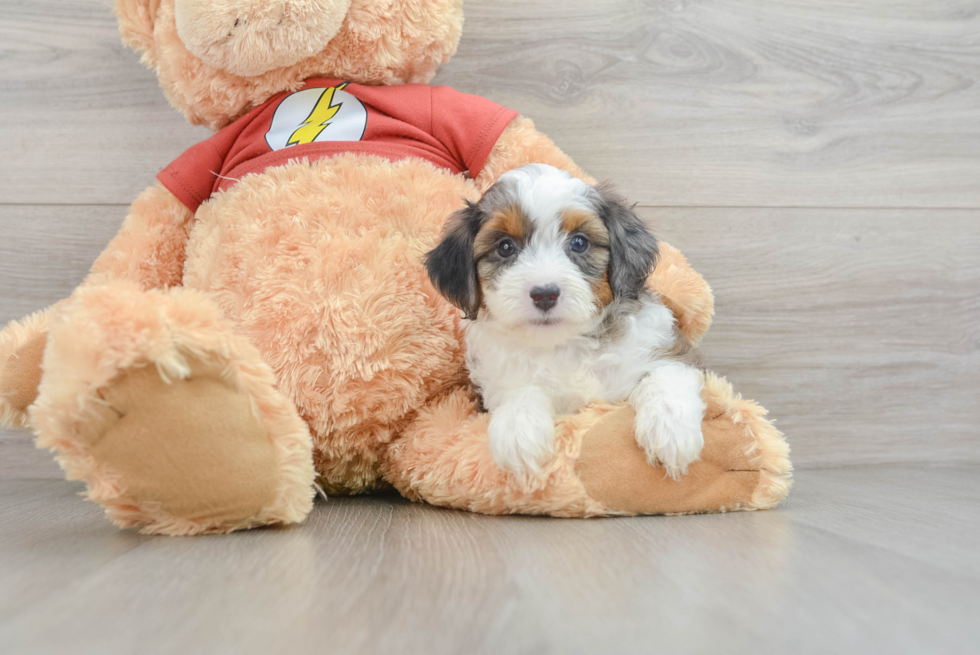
287;83;348;146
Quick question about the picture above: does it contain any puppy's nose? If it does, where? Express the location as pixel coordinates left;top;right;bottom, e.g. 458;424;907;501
530;285;561;312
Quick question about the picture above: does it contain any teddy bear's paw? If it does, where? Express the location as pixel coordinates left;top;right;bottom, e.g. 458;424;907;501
29;282;315;535
0;332;46;429
0;308;55;429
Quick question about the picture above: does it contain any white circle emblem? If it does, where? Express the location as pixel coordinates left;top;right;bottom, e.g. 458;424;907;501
265;84;367;151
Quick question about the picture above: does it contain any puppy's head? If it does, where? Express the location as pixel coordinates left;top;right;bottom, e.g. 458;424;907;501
426;164;658;346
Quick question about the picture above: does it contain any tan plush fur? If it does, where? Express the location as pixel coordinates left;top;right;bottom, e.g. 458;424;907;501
476;116;597;191
700;374;793;510
652;242;715;345
86;182;196;288
0;0;791;534
384;387;608;517
116;0;465;129
173;0;354;78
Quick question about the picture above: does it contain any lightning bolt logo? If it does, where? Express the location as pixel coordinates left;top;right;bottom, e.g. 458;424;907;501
286;82;349;147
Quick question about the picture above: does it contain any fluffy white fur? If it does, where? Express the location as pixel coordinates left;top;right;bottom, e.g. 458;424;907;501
460;165;706;483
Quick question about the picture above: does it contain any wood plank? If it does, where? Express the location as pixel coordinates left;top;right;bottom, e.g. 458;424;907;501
2;205;979;477
783;466;980;579
0;480;147;615
1;1;978;207
1;469;979;654
0;0;211;205
0;431;61;480
0;205;124;479
442;0;980;208
0;205;125;325
649;207;980;468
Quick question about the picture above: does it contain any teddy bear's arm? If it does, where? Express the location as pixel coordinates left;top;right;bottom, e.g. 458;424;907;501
651;243;715;345
84;182;196;288
0;183;194;429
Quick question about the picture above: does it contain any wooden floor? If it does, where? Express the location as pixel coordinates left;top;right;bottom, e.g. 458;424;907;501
1;1;979;652
1;467;978;655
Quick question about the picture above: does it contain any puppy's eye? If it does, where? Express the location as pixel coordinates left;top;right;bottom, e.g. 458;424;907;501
569;234;590;254
496;238;517;258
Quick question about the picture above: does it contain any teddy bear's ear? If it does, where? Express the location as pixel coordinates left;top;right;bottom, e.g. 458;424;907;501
114;0;160;59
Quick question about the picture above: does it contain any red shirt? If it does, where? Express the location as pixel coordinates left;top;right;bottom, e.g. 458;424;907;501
158;79;520;212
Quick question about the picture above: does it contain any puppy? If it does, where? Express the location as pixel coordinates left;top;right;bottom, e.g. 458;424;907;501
425;164;705;483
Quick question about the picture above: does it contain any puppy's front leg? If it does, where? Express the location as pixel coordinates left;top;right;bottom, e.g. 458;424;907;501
630;362;706;480
487;386;556;485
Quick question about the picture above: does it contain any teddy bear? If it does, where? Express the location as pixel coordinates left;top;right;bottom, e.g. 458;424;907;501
0;0;791;535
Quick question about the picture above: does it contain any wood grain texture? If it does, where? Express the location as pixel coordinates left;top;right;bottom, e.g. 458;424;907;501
1;0;979;206
1;469;979;654
2;206;978;477
0;206;124;479
0;0;211;205
0;205;125;324
0;431;61;480
440;0;980;208
647;207;980;468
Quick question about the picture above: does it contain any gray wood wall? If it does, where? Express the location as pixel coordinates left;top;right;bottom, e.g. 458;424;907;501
2;0;978;478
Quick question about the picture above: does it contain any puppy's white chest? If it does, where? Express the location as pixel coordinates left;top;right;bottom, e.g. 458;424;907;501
465;300;678;416
526;343;605;414
465;327;601;413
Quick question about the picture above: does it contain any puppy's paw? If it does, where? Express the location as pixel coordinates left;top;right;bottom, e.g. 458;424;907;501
634;405;705;480
631;364;706;480
488;402;556;489
631;367;706;480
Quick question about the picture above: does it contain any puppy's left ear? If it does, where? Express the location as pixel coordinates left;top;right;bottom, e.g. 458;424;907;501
425;202;483;320
596;184;659;299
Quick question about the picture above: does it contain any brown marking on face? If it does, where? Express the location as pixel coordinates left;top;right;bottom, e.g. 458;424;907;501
592;271;615;310
472;205;534;304
561;209;610;248
494;205;530;240
560;208;612;310
474;205;532;258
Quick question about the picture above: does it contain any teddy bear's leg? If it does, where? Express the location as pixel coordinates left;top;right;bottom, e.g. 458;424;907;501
383;374;791;517
29;281;315;535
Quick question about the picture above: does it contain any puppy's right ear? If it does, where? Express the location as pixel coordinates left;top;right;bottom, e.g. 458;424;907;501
596;184;659;301
425;202;483;320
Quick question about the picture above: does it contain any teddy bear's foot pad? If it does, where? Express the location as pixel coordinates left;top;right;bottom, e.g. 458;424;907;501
576;373;792;515
81;356;281;530
0;308;54;428
576;406;761;515
0;334;45;424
